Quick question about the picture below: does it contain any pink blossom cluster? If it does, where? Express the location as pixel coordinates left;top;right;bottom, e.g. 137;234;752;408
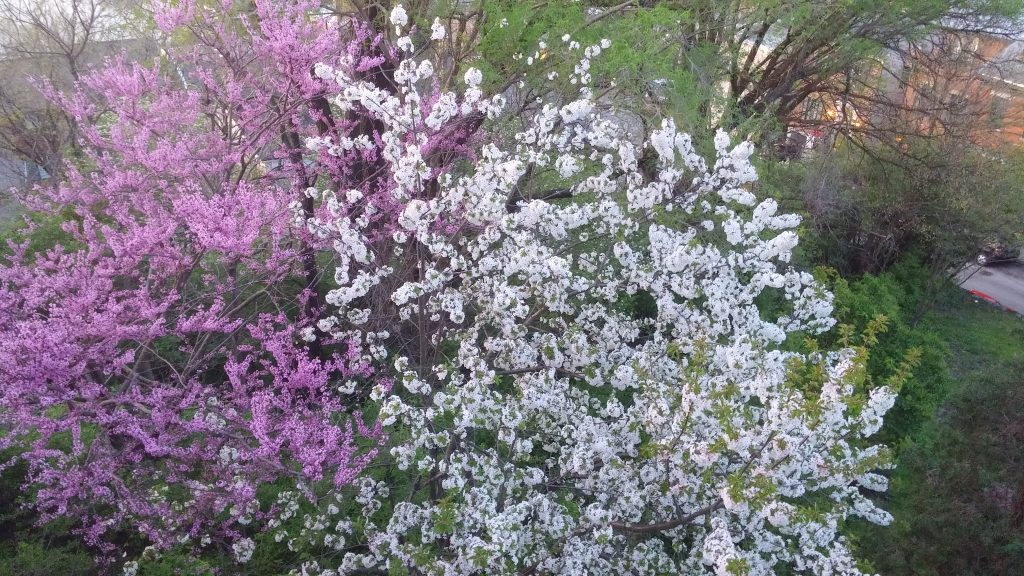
0;0;426;556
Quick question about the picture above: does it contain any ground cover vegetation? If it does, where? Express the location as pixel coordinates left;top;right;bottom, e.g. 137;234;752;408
853;289;1024;575
0;1;1023;575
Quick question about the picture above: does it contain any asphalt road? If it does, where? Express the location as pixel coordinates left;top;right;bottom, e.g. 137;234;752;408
958;260;1024;314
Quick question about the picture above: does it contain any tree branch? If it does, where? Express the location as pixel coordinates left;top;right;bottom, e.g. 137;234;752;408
610;499;725;535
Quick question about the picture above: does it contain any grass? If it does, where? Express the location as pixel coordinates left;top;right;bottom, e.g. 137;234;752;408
856;290;1024;575
930;294;1024;377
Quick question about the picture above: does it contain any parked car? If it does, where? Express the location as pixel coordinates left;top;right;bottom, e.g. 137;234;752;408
976;241;1020;265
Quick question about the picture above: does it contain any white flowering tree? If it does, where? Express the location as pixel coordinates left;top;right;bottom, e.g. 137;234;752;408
272;9;897;576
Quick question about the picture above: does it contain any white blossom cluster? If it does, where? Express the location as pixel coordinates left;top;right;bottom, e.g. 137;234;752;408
293;10;896;576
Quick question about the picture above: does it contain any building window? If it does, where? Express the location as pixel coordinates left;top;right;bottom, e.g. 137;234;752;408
951;35;980;58
802;98;824;122
949;92;968;113
900;61;913;86
944;92;968;127
990;94;1010;129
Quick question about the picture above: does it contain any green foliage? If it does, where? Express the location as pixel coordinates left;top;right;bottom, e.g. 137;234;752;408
0;447;97;576
476;0;718;143
128;552;217;576
855;293;1024;575
766;140;1024;275
0;208;82;261
0;540;96;576
823;258;954;445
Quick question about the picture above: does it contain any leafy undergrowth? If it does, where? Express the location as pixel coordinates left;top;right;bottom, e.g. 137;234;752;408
0;451;97;576
856;291;1024;575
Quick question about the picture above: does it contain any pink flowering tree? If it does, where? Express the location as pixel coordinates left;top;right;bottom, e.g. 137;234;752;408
0;0;432;559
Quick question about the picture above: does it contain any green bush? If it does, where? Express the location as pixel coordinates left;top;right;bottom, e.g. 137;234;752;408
0;541;95;576
822;258;954;446
0;442;98;575
855;295;1024;575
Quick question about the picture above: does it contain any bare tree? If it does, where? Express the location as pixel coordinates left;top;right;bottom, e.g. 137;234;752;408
0;0;136;181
